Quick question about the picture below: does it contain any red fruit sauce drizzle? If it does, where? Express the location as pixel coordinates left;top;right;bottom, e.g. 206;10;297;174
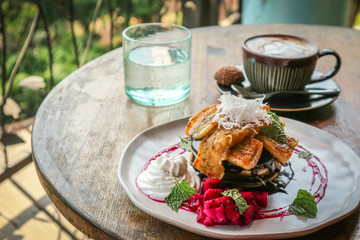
259;145;328;220
135;142;328;220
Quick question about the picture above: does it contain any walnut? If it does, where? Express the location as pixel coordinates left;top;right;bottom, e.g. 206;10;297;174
214;66;244;86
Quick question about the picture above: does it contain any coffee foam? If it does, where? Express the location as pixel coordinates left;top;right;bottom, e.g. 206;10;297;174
245;36;317;58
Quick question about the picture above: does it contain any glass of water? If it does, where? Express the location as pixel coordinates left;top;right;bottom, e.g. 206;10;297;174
122;23;192;106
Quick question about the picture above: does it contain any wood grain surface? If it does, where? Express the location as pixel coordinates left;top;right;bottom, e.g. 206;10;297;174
32;24;360;240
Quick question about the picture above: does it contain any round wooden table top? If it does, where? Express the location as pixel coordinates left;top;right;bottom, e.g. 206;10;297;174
32;24;360;240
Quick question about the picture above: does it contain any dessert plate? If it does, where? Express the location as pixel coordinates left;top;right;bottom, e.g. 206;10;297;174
118;117;360;239
216;65;341;112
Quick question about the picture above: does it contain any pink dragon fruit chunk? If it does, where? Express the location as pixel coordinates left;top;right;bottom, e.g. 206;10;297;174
240;191;254;204
203;216;214;226
204;199;221;209
188;194;204;212
196;206;206;223
239;204;256;226
253;192;268;208
225;203;241;224
203;178;222;192
185;177;267;227
217;196;235;206
204;205;227;224
203;207;218;222
203;188;223;201
215;206;227;224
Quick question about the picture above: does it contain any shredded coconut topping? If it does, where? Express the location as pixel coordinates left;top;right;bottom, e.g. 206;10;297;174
213;93;271;129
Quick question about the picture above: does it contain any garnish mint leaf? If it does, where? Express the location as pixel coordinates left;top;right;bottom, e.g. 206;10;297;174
298;151;313;159
179;136;192;152
222;189;249;214
165;179;197;213
261;110;286;143
289;189;317;218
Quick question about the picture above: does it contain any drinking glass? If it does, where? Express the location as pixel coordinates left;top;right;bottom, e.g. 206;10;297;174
122;23;192;106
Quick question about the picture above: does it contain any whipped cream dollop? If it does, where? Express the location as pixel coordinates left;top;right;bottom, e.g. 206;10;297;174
137;153;201;200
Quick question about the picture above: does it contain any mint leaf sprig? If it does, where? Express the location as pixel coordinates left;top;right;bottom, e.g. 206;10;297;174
289;189;317;218
179;136;192;152
261;110;286;143
165;179;197;213
222;189;249;214
298;151;313;159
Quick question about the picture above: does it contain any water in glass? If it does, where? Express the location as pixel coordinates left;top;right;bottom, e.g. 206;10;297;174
124;45;190;106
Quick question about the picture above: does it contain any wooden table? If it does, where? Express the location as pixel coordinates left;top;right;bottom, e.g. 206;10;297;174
32;24;360;240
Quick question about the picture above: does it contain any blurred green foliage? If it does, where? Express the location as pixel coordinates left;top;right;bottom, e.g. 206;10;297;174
1;0;165;120
354;11;360;26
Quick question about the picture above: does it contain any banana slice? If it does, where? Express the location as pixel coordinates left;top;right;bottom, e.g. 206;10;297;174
227;136;263;170
193;126;255;179
185;104;218;140
256;134;298;165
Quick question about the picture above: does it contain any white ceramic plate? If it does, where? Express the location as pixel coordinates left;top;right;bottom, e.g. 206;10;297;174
118;117;360;239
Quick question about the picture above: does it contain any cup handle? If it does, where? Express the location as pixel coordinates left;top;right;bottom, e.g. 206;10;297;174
310;49;341;83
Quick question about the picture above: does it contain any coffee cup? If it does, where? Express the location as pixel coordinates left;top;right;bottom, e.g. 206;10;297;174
242;34;341;93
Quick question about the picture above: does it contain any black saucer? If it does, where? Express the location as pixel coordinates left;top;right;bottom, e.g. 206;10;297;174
216;66;340;112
